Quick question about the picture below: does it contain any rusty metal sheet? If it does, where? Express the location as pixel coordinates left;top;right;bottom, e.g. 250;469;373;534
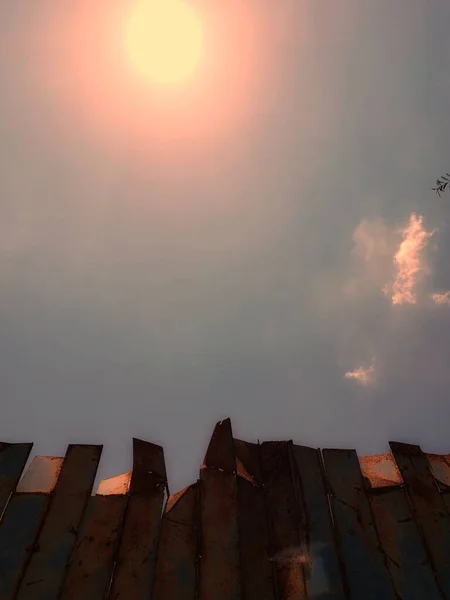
203;418;236;473
0;494;49;600
259;441;305;600
369;487;442;600
16;456;63;493
130;438;167;496
97;471;131;496
390;441;450;597
321;449;396;600
427;454;450;490
359;454;403;489
108;438;166;599
0;443;32;515
15;444;102;600
152;483;198;600
237;476;275;600
60;495;127;600
199;467;241;600
107;491;164;599
291;445;346;600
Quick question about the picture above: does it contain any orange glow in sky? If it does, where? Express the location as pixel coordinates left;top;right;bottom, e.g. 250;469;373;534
125;0;203;85
31;0;271;170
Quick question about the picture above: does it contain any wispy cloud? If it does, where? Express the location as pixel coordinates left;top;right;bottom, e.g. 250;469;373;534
385;213;434;305
352;218;392;263
344;363;376;385
432;291;450;306
343;218;396;299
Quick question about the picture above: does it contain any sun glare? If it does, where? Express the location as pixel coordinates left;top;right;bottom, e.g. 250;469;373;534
125;0;203;85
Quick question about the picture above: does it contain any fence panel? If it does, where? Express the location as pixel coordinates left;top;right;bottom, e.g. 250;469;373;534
390;441;450;598
107;438;166;600
260;441;306;600
15;445;102;600
322;449;395;600
0;456;63;600
370;486;442;600
198;419;241;600
153;484;199;600
0;443;32;516
60;495;127;600
291;445;347;600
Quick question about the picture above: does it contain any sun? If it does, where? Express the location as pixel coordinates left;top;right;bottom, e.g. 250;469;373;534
125;0;203;85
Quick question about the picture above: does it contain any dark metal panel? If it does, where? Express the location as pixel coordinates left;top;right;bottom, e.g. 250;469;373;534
0;443;33;515
390;441;450;598
152;484;198;600
107;490;165;599
259;441;305;600
370;487;442;600
203;419;236;473
108;437;167;599
60;495;127;600
237;475;275;600
130;439;167;496
15;444;102;600
291;445;346;600
321;449;396;600
199;467;241;600
0;494;49;600
0;457;62;599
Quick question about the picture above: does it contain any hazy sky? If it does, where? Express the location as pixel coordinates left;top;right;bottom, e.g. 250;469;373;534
1;0;450;493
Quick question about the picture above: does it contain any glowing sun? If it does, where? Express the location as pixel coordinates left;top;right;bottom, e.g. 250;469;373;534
125;0;203;85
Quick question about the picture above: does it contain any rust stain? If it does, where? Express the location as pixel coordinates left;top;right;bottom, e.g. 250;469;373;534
359;454;403;489
97;471;131;496
16;456;63;494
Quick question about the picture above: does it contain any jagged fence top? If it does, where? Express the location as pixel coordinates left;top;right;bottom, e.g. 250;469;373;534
0;417;450;599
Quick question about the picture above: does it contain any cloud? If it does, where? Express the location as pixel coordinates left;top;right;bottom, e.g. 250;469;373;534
344;213;436;307
342;218;396;300
344;363;375;385
384;213;435;305
432;291;450;306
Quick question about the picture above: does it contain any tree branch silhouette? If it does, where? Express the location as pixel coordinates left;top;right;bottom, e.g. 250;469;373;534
432;173;450;196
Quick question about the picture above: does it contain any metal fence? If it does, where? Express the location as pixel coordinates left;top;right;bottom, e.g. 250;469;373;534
1;417;450;599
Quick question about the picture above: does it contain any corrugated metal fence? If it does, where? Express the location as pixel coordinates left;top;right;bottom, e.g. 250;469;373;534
1;418;450;599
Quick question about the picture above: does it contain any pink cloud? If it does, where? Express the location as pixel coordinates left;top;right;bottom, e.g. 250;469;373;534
432;291;450;306
344;363;375;385
386;213;434;305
